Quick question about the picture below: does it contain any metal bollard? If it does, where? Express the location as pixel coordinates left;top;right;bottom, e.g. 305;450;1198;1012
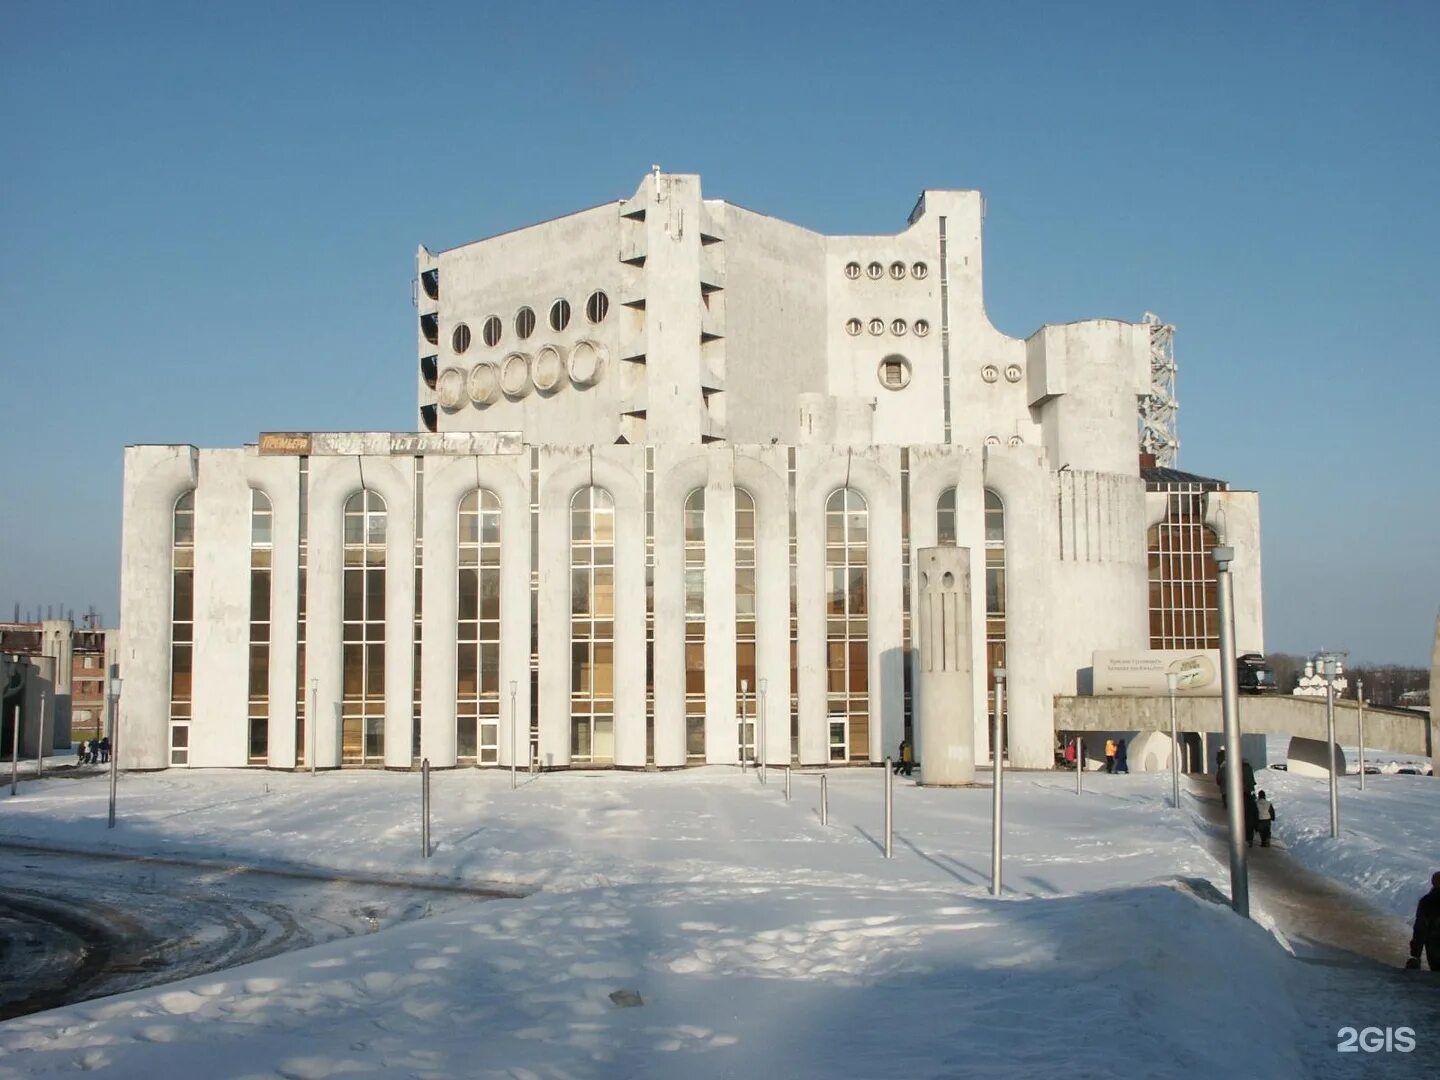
820;773;829;825
991;671;1006;897
1075;736;1083;796
421;758;431;858
883;758;893;859
9;704;18;797
784;765;791;802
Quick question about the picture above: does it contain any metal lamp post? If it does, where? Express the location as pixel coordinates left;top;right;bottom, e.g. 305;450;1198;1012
1323;655;1340;837
107;676;123;828
36;689;47;780
1356;677;1366;793
510;680;518;790
1166;671;1180;809
1213;545;1249;918
740;679;749;769
309;676;318;775
9;696;20;797
991;667;1006;898
758;677;768;785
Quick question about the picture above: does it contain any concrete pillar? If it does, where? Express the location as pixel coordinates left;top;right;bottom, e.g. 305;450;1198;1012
916;546;975;785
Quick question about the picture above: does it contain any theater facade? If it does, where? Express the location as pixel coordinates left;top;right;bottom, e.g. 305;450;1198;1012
118;172;1263;771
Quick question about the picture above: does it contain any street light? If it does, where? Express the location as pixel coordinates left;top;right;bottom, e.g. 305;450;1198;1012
1356;677;1366;792
510;680;518;790
1213;545;1248;918
991;667;1006;897
107;676;123;828
1321;654;1341;836
309;676;318;776
1166;671;1180;809
740;679;749;769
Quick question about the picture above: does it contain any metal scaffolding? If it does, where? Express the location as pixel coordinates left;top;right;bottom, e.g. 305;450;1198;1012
1139;312;1179;466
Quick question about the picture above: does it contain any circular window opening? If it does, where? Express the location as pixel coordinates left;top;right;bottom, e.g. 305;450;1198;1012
1007;435;1024;447
868;318;884;336
549;298;572;332
981;364;999;383
515;307;536;340
914;319;930;337
482;315;503;348
942;571;955;589
452;323;472;354
844;261;862;280
912;262;929;279
891;319;907;336
845;317;863;336
866;261;883;280
586;290;609;324
877;355;912;391
985;435;1001;447
889;261;906;280
1005;364;1023;383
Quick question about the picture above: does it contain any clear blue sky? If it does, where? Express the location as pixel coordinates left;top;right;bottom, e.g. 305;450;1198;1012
2;1;1436;664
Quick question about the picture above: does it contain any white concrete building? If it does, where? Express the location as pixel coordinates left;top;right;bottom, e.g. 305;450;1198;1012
118;171;1264;772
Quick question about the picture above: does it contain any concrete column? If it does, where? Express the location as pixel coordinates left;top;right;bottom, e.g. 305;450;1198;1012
916;547;976;785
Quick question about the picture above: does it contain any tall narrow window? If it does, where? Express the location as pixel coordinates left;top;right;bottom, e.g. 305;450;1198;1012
169;492;195;766
342;490;386;765
936;487;1008;755
248;490;272;764
570;487;614;764
457;489;501;764
825;489;869;762
734;489;757;763
683;489;706;762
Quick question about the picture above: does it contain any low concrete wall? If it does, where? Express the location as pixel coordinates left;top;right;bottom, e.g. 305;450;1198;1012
1055;695;1432;763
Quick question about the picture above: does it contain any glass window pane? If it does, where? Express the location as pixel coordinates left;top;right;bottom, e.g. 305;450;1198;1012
366;644;385;696
593;569;614;617
848;570;867;614
572;570;590;615
343;643;363;696
593;642;614;696
572;642;590;694
172;572;194;621
458;569;478;620
684;569;705;615
480;574;500;620
457;644;478;696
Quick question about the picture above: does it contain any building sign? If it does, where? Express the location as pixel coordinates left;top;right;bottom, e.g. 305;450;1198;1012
258;432;313;455
1092;650;1222;696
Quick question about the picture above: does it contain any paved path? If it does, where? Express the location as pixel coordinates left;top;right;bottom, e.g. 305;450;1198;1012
1187;777;1440;1077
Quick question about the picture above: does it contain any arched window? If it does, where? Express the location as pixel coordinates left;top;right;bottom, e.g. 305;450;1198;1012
825;489;868;762
457;489;501;764
1147;493;1220;648
936;487;957;546
684;489;706;762
570;487;614;763
248;491;273;764
342;490;386;765
169;492;195;766
734;489;757;762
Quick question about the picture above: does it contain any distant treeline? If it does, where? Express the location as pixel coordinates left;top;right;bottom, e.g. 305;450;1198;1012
1265;653;1430;707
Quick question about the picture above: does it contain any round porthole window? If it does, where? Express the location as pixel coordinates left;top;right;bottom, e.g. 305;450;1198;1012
568;339;606;386
985;435;1002;447
868;318;885;336
1007;435;1024;447
482;315;503;348
500;352;531;397
1005;364;1023;383
437;367;467;410
452;323;471;354
468;362;500;406
844;261;862;280
877;355;912;391
889;261;906;280
515;307;536;340
866;261;884;280
586;290;609;324
912;262;928;279
891;319;907;336
914;319;930;337
549;298;571;332
981;364;999;383
845;318;863;336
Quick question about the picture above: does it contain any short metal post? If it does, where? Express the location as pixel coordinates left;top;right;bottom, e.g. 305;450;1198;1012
36;689;47;781
740;679;749;770
884;757;893;859
11;700;22;796
1075;735;1082;795
784;765;791;802
991;669;1005;897
758;678;768;786
1324;659;1339;837
1356;678;1366;793
309;677;318;775
107;677;122;828
421;757;431;858
1167;672;1180;809
510;680;518;790
820;773;829;825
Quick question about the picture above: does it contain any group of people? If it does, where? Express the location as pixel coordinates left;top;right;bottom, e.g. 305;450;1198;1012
1103;738;1129;773
77;737;110;765
1215;749;1278;847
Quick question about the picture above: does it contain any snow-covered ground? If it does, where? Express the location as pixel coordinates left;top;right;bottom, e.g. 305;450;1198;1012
1255;738;1439;925
0;764;1414;1077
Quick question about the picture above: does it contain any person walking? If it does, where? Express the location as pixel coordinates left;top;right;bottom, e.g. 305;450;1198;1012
1104;738;1117;774
1407;872;1440;971
1114;738;1129;775
99;736;110;764
896;738;914;777
1255;790;1276;847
